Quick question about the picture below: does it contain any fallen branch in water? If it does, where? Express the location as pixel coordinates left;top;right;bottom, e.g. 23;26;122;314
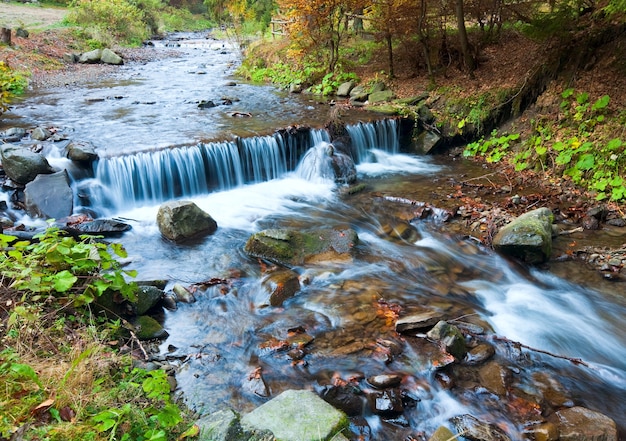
493;335;590;367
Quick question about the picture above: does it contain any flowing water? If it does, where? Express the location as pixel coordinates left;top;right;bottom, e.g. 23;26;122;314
1;33;625;440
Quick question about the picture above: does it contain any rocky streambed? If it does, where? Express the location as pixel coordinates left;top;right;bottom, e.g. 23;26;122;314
1;32;625;441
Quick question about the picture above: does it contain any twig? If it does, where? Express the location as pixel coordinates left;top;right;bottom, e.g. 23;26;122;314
460;171;503;183
129;329;149;361
493;336;590;367
558;226;583;235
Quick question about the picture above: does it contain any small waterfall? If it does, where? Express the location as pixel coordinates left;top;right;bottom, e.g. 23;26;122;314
295;142;336;183
87;119;401;213
346;119;400;163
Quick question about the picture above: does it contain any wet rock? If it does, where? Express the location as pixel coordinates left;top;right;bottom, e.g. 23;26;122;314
241;389;349;441
450;414;512;441
78;48;103;64
197;408;243;441
478;361;510;396
427;320;467;360
132;315;169;340
31;126;51;141
464;343;496;365
379;220;420;242
198;100;217;109
556;406;617;441
134;285;164;315
336;81;355;97
172;284;196;303
366;388;404;416
66;140;98;163
429;426;456;441
531;372;572;407
395;310;444;333
366;374;403;389
101;48;123;65
492;207;554;264
244;227;358;267
1;127;26;142
417;130;442;154
581;216;599;230
320;384;364;416
524;422;559;441
24;170;73;219
243;368;270;398
64;218;131;237
259;268;301;307
0;144;55;184
156;200;217;242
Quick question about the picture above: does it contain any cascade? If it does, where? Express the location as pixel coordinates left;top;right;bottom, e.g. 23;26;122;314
89;119;401;213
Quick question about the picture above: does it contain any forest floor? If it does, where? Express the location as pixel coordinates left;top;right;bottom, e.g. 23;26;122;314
1;3;625;279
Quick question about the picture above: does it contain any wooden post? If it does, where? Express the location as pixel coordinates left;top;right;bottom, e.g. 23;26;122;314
1;28;11;46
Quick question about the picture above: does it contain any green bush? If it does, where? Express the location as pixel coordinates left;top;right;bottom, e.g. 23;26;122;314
0;61;29;116
67;0;163;46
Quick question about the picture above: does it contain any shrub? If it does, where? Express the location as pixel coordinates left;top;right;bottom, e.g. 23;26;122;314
0;61;29;116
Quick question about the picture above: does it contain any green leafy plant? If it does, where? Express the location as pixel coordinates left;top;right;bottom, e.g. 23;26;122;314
0;61;29;115
0;227;137;306
463;130;521;163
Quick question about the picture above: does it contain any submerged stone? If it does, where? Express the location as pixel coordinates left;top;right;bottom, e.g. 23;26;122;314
556;406;617;441
244;227;358;267
450;414;512;441
241;389;349;441
260;268;301;307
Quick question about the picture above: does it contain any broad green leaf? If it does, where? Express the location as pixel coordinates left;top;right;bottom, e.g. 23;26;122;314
591;94;610;111
575;153;595;171
606;138;622;150
53;270;78;293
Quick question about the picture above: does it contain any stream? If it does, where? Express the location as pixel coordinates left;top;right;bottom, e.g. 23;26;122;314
1;33;625;440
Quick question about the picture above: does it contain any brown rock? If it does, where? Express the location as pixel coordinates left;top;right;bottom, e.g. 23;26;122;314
556;407;617;441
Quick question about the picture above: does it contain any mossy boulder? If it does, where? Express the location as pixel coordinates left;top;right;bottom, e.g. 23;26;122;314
241;389;349;441
492;207;554;264
244;228;358;267
133;315;169;340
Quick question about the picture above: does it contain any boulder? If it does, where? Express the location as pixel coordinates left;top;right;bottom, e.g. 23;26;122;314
349;85;369;102
429;426;456;441
241;389;349;441
260;268;301;307
197;408;243;441
368;90;395;104
78;49;103;64
336;81;355;97
1;127;26;142
556;406;617;441
156;200;217;242
417;130;442;154
132;315;169;340
0;144;55;184
134;285;165;316
369;81;387;93
289;83;303;94
100;48;123;65
24;171;73;220
492;207;554;264
478;361;510;396
244;227;358;267
66;140;98;163
31;127;51;141
16;28;29;38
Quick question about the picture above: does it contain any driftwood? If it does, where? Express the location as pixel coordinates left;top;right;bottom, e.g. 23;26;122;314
1;28;11;45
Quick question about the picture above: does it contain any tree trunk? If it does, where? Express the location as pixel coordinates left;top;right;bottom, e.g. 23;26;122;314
1;28;11;46
386;32;394;78
455;0;476;72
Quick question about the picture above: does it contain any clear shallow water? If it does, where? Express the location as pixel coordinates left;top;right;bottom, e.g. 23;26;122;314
1;33;624;440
